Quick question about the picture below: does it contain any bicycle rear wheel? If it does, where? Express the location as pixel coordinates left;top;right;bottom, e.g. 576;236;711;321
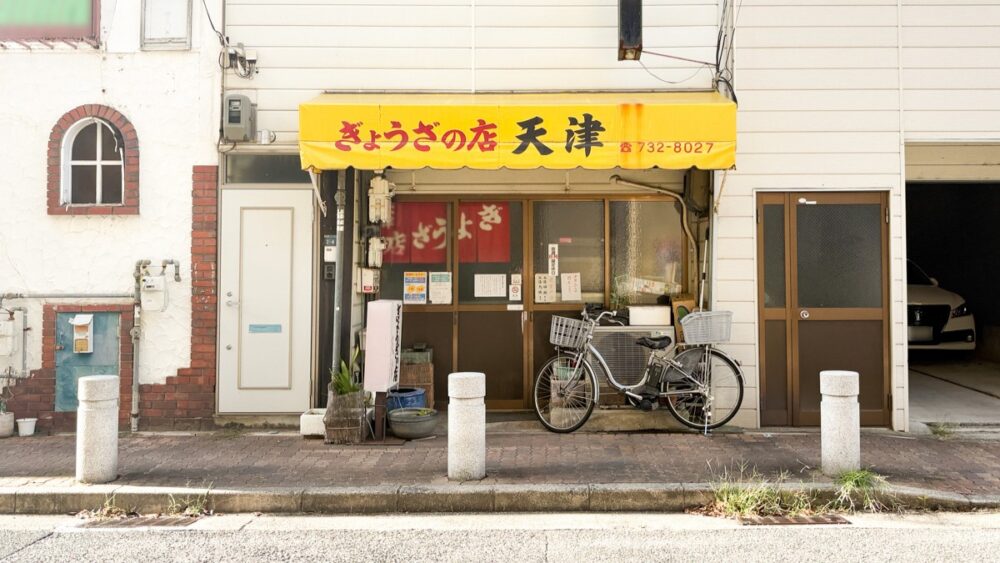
533;354;597;433
663;347;744;431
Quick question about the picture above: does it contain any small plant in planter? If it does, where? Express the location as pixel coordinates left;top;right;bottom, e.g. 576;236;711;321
323;348;365;444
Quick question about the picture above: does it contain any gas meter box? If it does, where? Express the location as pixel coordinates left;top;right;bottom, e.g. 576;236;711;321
141;274;169;311
69;314;94;354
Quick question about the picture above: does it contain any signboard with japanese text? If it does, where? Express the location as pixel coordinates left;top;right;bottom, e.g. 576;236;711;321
381;201;512;265
300;92;736;171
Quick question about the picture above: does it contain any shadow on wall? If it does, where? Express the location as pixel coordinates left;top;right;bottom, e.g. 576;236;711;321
906;182;1000;360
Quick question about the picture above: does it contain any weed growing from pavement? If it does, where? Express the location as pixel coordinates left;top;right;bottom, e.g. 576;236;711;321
703;462;897;517
928;423;955;439
706;462;813;517
167;482;214;516
827;469;893;513
81;494;138;520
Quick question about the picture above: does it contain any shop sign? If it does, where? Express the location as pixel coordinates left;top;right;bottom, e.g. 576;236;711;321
300;92;736;170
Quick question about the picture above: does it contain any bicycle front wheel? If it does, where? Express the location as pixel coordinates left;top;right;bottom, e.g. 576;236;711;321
663;347;744;431
533;354;597;433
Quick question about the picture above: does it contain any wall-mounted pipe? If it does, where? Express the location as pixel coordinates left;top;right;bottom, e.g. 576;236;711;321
161;259;181;282
609;175;698;255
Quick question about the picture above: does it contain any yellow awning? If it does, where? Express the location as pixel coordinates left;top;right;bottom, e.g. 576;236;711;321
299;91;735;171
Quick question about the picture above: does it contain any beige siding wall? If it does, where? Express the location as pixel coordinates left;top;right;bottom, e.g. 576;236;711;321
224;0;721;144
901;1;1000;142
717;1;907;429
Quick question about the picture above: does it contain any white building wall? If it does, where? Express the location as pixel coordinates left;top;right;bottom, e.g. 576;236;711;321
224;0;722;144
0;1;222;385
716;1;907;429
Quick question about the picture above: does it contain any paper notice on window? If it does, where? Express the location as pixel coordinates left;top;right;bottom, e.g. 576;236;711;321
534;274;557;303
560;272;582;302
474;274;507;298
547;244;559;276
403;271;428;304
428;271;452;304
509;284;522;301
510;273;522;286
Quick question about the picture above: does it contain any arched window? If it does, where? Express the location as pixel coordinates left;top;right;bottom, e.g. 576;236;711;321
62;118;125;205
48;104;140;216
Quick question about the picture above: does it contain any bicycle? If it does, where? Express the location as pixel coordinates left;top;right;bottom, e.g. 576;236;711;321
533;304;745;433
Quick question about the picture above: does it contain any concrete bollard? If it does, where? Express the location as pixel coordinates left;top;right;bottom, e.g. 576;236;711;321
76;375;120;484
820;370;861;476
448;372;486;481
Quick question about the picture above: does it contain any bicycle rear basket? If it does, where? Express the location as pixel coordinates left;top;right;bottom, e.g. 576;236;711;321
680;311;733;344
549;316;588;348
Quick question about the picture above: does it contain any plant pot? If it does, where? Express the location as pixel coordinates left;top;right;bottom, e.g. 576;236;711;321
0;412;14;438
15;417;37;437
323;391;366;444
387;408;438;440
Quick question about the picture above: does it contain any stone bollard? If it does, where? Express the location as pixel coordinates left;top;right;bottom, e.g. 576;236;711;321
448;372;486;481
76;375;120;484
820;370;861;476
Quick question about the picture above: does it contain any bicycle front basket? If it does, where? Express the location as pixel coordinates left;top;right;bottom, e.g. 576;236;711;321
680;311;733;344
549;316;588;349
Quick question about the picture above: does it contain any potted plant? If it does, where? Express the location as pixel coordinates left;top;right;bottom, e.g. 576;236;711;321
0;383;14;439
322;348;365;444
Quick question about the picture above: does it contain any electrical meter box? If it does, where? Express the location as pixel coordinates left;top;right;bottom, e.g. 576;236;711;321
363;300;402;393
0;318;17;357
223;94;256;142
141;274;168;311
69;314;94;354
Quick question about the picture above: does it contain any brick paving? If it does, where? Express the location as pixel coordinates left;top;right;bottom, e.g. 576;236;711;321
2;430;999;495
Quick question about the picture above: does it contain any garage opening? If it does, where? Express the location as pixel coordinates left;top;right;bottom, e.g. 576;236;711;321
906;181;1000;432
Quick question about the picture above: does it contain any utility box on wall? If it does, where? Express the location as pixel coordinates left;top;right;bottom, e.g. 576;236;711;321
363;300;403;394
223;94;256;142
69;314;94;354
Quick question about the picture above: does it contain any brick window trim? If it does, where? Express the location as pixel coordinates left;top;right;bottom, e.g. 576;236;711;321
48;104;139;216
6;304;135;434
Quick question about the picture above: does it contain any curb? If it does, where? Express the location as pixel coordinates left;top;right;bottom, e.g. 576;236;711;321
1;482;998;515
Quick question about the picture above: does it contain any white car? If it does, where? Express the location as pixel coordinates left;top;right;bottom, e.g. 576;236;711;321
907;260;975;351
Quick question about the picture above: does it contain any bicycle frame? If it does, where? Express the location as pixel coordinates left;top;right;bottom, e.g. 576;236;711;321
554;313;714;404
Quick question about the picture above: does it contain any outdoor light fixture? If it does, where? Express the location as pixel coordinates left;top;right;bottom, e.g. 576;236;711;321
618;0;642;61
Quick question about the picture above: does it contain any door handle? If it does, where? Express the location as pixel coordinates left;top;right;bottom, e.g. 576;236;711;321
226;299;240;307
800;310;810;320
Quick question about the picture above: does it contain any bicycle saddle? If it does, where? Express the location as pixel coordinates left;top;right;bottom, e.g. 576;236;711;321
635;335;672;350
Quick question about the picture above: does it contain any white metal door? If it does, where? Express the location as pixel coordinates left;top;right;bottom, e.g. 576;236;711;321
219;189;314;413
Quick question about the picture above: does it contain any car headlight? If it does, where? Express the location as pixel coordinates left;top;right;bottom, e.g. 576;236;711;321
951;303;971;318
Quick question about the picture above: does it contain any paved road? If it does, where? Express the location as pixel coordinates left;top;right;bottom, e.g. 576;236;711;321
2;512;999;562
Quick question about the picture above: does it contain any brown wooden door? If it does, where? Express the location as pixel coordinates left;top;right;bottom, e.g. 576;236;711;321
758;192;890;427
455;199;528;409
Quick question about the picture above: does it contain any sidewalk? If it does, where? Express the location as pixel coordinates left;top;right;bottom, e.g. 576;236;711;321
2;429;999;513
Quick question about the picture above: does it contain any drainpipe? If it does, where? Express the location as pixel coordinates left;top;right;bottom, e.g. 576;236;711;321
330;172;347;376
131;260;150;432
